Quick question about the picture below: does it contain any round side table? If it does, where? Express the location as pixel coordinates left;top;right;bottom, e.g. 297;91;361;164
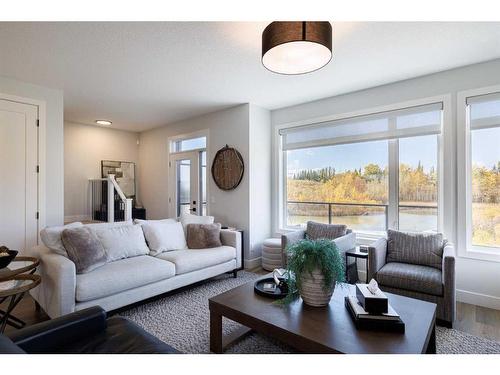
0;256;40;333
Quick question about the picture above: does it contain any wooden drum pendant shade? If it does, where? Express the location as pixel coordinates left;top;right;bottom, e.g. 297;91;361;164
262;21;333;75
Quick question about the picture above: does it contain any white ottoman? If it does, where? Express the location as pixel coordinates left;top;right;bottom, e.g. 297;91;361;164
262;238;283;271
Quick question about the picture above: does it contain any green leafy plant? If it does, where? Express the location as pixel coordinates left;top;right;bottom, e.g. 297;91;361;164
281;239;345;304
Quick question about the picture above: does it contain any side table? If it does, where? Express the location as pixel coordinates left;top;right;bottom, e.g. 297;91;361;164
0;256;40;333
345;247;369;284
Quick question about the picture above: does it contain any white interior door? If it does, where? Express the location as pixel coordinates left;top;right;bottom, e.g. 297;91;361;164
169;151;200;217
0;99;38;253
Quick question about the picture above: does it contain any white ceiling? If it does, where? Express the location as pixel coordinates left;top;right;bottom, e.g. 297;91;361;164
1;22;500;132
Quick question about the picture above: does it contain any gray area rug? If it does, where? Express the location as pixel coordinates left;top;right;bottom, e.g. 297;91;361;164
118;271;500;354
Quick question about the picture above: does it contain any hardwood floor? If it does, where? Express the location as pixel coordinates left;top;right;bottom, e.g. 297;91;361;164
2;285;500;343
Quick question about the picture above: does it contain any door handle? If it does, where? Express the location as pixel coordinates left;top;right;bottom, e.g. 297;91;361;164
189;207;197;213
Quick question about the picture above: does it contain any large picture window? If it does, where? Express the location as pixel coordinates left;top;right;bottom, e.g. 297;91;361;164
280;102;442;236
466;93;500;249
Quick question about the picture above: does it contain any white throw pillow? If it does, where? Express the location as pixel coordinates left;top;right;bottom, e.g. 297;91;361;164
141;221;187;256
40;222;83;256
179;213;214;231
84;220;133;230
95;225;150;262
134;218;177;226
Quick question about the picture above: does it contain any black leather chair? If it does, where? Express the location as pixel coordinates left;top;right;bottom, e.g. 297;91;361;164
0;306;179;354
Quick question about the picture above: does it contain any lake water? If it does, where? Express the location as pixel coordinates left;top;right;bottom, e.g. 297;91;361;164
288;212;437;232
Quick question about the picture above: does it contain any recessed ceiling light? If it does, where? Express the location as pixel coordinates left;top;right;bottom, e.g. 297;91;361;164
262;21;332;75
95;120;112;126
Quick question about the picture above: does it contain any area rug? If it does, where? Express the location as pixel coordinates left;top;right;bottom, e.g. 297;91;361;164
117;271;500;354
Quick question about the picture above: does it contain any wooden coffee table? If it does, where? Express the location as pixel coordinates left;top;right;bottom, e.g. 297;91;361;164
209;276;436;354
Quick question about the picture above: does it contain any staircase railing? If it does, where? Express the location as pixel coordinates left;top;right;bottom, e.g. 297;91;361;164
89;174;132;223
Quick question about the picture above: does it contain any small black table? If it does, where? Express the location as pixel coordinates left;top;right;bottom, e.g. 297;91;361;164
345;247;369;284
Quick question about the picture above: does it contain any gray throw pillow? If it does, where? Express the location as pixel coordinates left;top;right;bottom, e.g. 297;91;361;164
186;223;222;249
386;229;444;270
306;221;347;240
61;227;107;274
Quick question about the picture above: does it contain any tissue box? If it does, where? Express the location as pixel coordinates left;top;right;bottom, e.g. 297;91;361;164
356;284;388;314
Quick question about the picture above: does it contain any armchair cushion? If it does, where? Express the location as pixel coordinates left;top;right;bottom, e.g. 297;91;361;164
377;262;443;296
306;221;347;240
386;229;444;270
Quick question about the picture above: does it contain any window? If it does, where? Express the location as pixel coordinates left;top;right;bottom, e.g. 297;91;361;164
173;136;206;152
280;102;443;235
466;93;500;249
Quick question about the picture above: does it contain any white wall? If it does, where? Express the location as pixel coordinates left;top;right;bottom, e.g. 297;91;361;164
271;58;500;309
64;121;140;221
248;104;272;262
139;105;252;259
0;76;64;227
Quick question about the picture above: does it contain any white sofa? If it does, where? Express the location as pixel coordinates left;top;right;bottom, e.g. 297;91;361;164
27;223;242;318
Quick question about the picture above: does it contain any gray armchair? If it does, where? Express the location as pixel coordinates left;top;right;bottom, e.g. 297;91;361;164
367;230;456;327
281;221;357;267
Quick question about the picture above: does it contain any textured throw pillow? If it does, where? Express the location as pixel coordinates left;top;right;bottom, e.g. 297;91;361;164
306;221;347;240
186;223;222;249
142;221;187;256
61;227;106;274
386;229;444;270
179;213;214;231
95;225;150;262
40;222;83;256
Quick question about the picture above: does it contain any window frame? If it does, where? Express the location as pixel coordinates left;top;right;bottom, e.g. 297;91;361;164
273;95;450;242
457;85;500;262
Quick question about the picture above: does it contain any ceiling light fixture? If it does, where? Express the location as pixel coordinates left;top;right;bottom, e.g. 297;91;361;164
95;120;112;126
262;21;332;75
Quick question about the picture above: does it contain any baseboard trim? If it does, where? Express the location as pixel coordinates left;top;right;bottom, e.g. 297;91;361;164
244;257;261;270
456;289;500;310
64;215;91;223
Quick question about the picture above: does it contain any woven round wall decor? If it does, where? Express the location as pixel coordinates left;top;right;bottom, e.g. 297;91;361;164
211;145;244;191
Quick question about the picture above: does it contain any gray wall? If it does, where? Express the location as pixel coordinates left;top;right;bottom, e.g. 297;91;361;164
0;75;64;227
139;104;252;261
272;58;500;308
64;121;140;221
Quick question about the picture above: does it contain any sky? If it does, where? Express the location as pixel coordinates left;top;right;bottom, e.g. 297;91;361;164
287;135;437;175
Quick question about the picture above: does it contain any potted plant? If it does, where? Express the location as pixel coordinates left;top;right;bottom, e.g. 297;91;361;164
283;239;345;307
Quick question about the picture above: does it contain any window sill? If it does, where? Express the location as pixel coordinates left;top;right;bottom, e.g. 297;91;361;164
459;247;500;263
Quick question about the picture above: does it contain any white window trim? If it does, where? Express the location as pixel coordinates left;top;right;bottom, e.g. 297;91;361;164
167;129;210;217
272;95;452;242
457;85;500;262
168;129;209;155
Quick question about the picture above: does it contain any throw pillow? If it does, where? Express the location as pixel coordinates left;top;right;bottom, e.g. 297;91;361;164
40;222;83;256
141;221;187;256
386;229;444;270
306;221;347;240
186;223;222;249
134;218;177;225
84;220;133;231
61;227;106;274
95;224;150;262
179;213;214;232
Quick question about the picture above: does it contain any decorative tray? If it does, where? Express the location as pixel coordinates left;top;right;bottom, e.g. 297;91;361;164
254;277;288;299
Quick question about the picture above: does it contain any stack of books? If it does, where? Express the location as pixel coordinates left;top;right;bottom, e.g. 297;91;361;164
345;295;405;333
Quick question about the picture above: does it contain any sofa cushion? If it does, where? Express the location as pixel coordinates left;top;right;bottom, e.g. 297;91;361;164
376;262;443;296
156;246;236;275
386;229;444;270
95;225;150;262
186;223;222;249
134;218;177;226
61;227;107;274
141;221;187;255
76;256;175;302
40;222;83;256
179;213;214;232
306;221;347;240
84;221;133;230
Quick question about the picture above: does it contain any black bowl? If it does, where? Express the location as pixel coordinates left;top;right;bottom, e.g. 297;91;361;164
0;250;18;269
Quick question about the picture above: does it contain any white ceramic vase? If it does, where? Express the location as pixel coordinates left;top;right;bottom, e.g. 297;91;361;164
298;269;336;307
